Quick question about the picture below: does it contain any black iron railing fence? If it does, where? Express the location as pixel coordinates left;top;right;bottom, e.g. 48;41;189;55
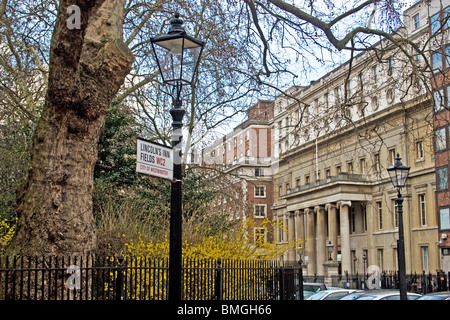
0;255;448;300
0;255;281;300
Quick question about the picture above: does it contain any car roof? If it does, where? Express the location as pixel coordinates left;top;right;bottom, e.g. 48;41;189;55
356;290;421;299
421;291;450;295
359;289;400;295
321;289;356;292
417;291;450;299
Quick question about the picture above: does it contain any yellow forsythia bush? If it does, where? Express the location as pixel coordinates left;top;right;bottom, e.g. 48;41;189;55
0;218;16;251
114;218;303;300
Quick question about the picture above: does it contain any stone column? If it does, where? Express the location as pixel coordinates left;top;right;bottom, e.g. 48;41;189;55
325;204;338;262
282;212;288;244
338;201;352;276
364;202;374;268
315;206;326;276
305;208;316;275
295;210;305;245
274;212;280;243
287;211;296;261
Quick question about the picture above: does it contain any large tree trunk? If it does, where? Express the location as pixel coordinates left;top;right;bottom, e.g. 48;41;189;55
10;0;133;256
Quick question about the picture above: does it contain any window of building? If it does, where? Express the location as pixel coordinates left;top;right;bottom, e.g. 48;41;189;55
416;140;424;160
413;13;420;29
305;175;310;184
440;207;450;230
362;204;367;232
414;44;422;63
373;153;380;172
389;148;397;166
434;88;444;112
431;12;440;34
388;57;393;76
347;161;353;174
254;185;266;197
359;72;364;91
254;205;266;218
445;6;450;29
421;246;430;273
335;86;341;102
432;51;443;74
351;207;356;233
278;220;284;242
371;96;379;111
373;65;378;83
360;158;366;174
377;248;384;270
254;228;266;247
386;88;394;103
377;201;383;230
436;127;448;151
437;167;449;190
447;85;450;108
351;250;357;273
419;194;427;226
392;199;399;228
255;168;265;177
393;247;398;270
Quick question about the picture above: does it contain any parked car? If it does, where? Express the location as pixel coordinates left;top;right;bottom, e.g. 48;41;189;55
306;289;357;300
301;282;327;299
339;291;366;300
416;292;450;300
355;290;422;300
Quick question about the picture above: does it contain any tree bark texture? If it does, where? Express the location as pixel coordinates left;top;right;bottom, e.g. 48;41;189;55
12;0;134;256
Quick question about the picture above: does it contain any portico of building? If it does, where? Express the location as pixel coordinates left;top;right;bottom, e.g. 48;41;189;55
273;174;375;277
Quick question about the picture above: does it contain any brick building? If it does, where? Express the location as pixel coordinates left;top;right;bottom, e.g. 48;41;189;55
195;101;276;245
429;0;450;270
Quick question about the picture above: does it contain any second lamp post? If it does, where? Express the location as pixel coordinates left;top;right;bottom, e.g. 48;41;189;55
387;153;410;301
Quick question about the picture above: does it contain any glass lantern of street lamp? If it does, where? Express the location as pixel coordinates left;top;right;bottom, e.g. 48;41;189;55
326;241;334;261
387;154;410;191
150;13;204;96
297;245;304;260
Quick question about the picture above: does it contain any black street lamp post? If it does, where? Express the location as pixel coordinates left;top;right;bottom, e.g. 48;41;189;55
326;241;334;261
151;13;204;301
362;253;367;289
297;245;304;300
387;153;410;301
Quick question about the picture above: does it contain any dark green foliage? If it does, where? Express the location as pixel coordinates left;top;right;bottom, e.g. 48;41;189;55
95;103;138;186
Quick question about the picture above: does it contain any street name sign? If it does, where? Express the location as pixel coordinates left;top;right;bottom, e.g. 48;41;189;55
136;138;173;181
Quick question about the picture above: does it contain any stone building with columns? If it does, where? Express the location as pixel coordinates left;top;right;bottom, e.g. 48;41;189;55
272;88;439;277
271;0;442;276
